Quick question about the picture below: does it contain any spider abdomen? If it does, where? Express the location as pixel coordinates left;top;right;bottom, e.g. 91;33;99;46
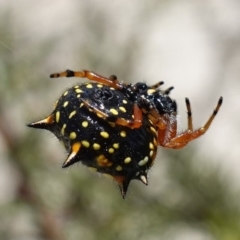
28;82;158;198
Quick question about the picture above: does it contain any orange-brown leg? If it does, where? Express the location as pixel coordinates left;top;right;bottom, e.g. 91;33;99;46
115;103;142;128
157;114;177;146
50;69;122;90
160;97;223;149
50;69;143;129
82;100;143;129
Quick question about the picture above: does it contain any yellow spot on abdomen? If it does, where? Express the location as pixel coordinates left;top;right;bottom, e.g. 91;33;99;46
119;106;126;113
61;124;66;135
70;132;77;139
108;148;114;154
116;165;122;171
56;111;60;123
120;131;126;137
113;143;119;149
75;88;83;93
96;113;104;118
86;84;93;88
82;121;89;128
100;131;109;138
63;101;69;107
149;142;154;150
96;154;112;167
93;143;101;150
81;140;90;148
149;150;154;157
110;108;118;115
124;157;131;164
63;90;68;96
138;156;149;166
69;110;76;119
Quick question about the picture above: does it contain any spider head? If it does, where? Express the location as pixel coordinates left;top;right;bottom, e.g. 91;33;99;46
152;91;177;115
134;82;177;116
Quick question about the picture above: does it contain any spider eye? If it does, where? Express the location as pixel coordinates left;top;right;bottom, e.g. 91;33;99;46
135;82;148;93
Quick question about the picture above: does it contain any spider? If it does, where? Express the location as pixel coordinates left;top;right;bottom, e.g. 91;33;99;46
50;70;223;149
28;69;223;198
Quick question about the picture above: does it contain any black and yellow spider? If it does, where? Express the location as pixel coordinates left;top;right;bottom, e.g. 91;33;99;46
28;69;222;198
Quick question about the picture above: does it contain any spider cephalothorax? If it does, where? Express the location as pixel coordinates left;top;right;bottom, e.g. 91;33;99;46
28;69;223;198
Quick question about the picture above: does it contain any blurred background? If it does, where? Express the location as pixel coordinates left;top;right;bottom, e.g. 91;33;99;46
0;0;240;239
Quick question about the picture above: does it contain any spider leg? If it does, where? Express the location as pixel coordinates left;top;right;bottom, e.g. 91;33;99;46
82;100;143;129
115;103;142;128
150;81;164;89
157;114;177;145
159;97;223;149
164;86;174;95
186;98;193;131
51;70;143;129
149;82;174;95
50;69;122;89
